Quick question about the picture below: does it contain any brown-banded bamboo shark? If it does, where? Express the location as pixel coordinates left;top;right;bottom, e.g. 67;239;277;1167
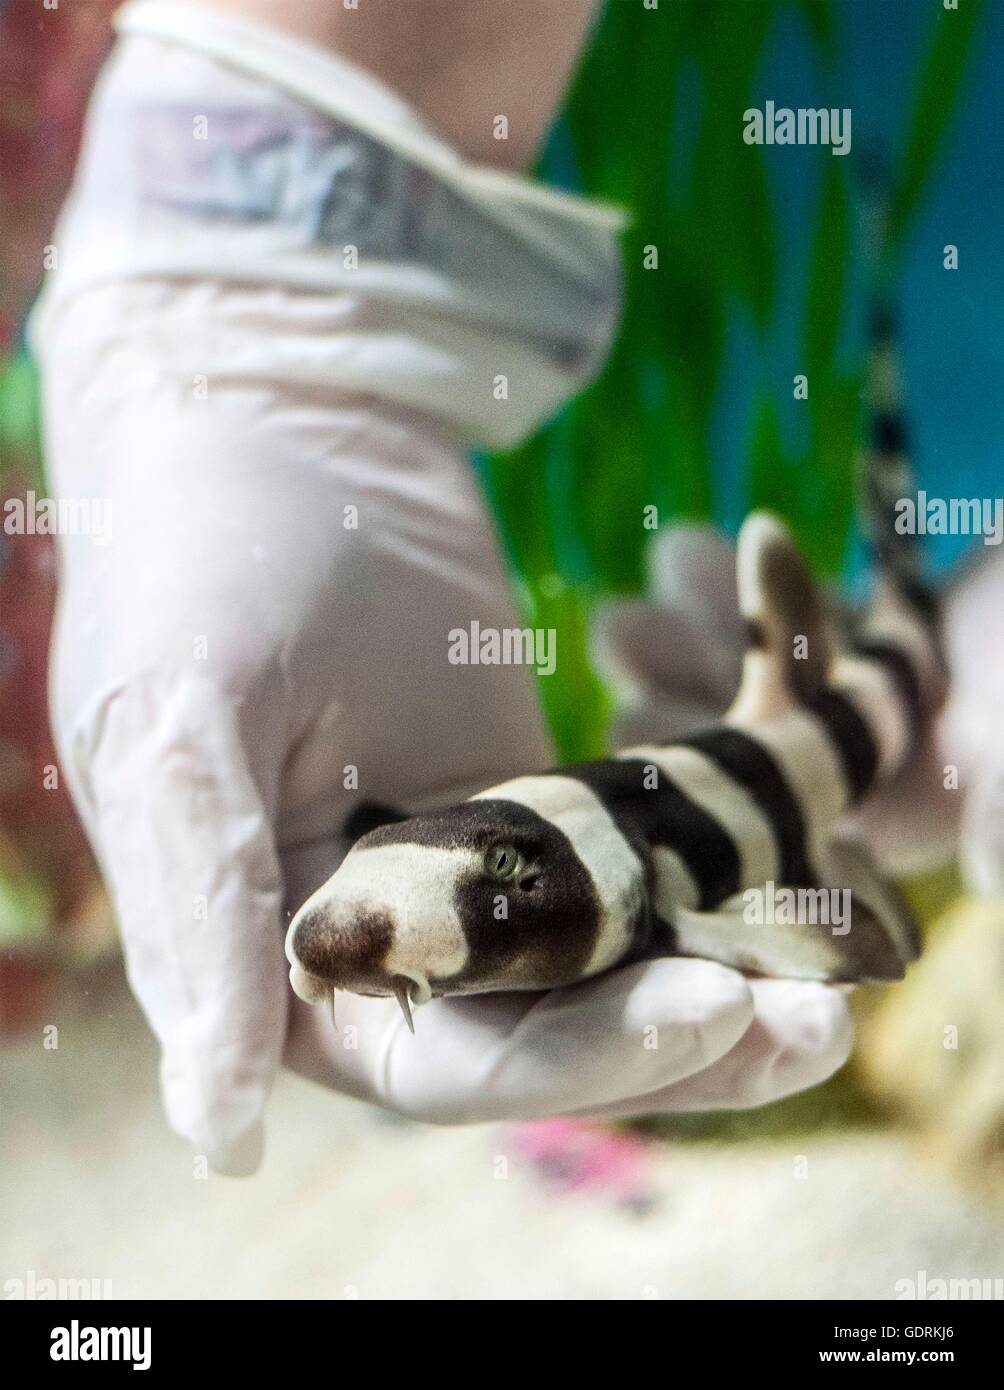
285;313;946;1031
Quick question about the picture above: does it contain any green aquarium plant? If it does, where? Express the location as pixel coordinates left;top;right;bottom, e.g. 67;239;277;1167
0;348;42;489
483;0;986;763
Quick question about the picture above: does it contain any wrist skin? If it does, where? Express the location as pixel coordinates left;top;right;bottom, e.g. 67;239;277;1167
169;0;603;169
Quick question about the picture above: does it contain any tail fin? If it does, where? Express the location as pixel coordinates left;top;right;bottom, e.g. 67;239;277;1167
855;149;946;710
861;301;940;626
858;300;949;717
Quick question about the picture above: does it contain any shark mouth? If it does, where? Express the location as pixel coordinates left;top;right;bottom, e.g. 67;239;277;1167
288;960;432;1034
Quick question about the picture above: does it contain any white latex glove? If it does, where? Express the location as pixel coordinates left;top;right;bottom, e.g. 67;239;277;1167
36;278;854;1173
287;957;851;1127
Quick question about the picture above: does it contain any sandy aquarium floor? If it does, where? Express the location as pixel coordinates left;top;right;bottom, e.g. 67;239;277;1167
3;972;1003;1301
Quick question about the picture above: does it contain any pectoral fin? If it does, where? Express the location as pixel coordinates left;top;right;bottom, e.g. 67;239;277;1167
817;834;921;967
671;867;915;985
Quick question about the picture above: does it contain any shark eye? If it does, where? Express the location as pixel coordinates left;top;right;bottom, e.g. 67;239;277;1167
484;844;524;881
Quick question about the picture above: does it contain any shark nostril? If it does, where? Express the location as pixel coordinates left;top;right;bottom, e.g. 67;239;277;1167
291;905;396;987
291;910;336;978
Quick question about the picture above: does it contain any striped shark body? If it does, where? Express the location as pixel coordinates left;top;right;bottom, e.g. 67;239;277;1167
286;312;946;1030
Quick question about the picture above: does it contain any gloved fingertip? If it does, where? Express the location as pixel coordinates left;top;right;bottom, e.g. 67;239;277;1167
205;1118;266;1178
749;980;854;1095
163;1058;273;1178
806;988;854;1072
759;980;853;1049
623;957;755;1032
612;957;756;1081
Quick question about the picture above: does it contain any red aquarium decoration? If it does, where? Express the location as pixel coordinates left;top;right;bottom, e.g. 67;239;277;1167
0;0;119;1029
0;0;117;345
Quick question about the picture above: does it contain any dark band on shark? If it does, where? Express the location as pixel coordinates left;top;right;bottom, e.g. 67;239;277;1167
448;798;605;987
804;687;880;804
356;797;556;852
888;573;941;629
869;300;897;343
557;757;742;911
872;412;908;456
354;796;607;988
343;800;409;846
862;300;941;630
674;727;814;887
852;637;926;741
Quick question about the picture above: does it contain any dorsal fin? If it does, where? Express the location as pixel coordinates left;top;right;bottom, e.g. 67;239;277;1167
730;511;837;720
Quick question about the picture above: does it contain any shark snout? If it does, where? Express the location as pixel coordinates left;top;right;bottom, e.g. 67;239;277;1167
286;900;396;994
286;896;438;1033
285;840;474;1029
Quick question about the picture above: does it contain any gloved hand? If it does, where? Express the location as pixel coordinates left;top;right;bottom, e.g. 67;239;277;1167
33;14;859;1172
287;959;851;1128
37;277;853;1174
